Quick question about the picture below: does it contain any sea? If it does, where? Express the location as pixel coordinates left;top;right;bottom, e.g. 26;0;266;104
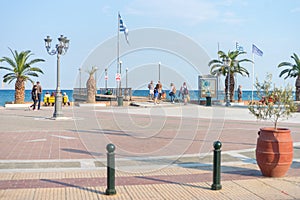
0;89;73;107
0;89;286;107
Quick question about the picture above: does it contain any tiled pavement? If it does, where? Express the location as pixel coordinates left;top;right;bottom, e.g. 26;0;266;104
0;165;299;199
0;103;300;199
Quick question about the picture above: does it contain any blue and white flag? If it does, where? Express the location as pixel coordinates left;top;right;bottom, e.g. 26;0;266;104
236;42;244;52
252;44;263;56
119;13;129;44
237;45;244;52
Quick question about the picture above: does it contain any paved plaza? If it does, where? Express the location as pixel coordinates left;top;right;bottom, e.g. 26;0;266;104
0;102;299;199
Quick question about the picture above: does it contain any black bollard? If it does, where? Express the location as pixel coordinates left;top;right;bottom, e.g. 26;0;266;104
105;143;116;195
211;141;222;190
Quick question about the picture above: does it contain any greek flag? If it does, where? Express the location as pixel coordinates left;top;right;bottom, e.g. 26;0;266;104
119;13;129;44
252;44;263;56
236;42;244;52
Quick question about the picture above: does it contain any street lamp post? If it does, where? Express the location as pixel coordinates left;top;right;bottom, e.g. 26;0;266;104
126;68;128;89
119;61;122;96
117;61;123;106
93;66;98;94
125;68;128;100
158;62;161;81
79;68;82;89
44;35;69;118
105;68;108;89
223;57;231;107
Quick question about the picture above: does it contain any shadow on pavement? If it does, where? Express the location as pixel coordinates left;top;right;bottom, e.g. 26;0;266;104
135;176;211;190
41;179;105;195
61;148;102;156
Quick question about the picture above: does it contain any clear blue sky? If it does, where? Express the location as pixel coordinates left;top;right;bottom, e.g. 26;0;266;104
0;0;299;90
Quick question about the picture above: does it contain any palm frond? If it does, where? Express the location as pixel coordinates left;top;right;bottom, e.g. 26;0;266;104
279;68;290;79
239;58;253;63
29;67;44;74
278;62;293;68
0;66;14;71
208;59;222;66
27;58;45;66
1;56;16;69
3;72;16;79
278;53;300;79
26;72;40;77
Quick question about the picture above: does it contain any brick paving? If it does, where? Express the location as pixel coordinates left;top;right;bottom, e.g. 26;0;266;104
0;104;299;199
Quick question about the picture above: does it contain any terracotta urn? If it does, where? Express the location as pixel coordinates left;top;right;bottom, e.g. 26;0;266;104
256;127;293;177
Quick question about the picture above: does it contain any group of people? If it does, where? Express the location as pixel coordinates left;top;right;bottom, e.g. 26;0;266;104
30;81;70;110
148;81;190;105
43;91;70;106
30;81;42;110
148;80;163;105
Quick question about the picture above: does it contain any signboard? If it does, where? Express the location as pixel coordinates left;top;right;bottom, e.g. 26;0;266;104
198;75;217;98
115;73;121;81
105;75;108;80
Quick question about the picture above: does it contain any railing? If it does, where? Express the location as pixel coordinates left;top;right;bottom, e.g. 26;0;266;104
73;88;87;95
73;88;132;101
73;88;87;101
98;88;132;101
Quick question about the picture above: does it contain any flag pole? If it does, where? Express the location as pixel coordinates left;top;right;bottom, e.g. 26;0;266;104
117;12;120;96
217;42;220;100
252;52;255;102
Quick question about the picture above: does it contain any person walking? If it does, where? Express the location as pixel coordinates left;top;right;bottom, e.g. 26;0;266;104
157;81;162;100
169;83;176;103
180;82;189;105
36;81;42;110
30;84;38;110
154;83;160;105
148;80;154;100
238;85;243;102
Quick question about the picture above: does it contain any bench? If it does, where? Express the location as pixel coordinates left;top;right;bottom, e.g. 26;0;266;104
44;96;70;106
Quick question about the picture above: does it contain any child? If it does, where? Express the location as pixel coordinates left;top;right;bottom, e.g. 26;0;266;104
154;84;159;105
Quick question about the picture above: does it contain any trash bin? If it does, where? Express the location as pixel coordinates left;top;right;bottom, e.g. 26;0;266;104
117;96;123;106
206;96;212;106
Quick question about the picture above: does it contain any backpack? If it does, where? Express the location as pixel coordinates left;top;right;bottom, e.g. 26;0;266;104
172;87;176;94
183;87;188;95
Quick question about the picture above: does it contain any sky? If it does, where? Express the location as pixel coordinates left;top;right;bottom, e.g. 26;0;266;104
0;0;300;91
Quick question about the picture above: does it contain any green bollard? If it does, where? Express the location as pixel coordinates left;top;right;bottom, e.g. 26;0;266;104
105;143;116;195
117;96;123;106
211;141;222;190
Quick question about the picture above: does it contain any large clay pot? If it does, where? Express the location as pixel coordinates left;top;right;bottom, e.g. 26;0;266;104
256;127;293;177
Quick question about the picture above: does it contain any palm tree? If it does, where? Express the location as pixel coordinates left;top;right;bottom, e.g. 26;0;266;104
86;66;97;103
208;50;252;102
0;48;44;104
278;53;300;101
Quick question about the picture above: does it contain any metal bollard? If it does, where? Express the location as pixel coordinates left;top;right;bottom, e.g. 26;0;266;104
105;143;116;195
211;141;222;190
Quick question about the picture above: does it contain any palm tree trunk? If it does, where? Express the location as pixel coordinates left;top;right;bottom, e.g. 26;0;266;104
230;74;235;102
225;74;229;102
296;75;300;101
225;74;235;102
14;78;25;104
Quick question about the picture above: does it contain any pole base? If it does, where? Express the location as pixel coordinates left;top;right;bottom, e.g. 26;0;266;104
117;96;123;106
53;92;63;117
105;188;116;195
53;113;64;118
211;184;222;190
